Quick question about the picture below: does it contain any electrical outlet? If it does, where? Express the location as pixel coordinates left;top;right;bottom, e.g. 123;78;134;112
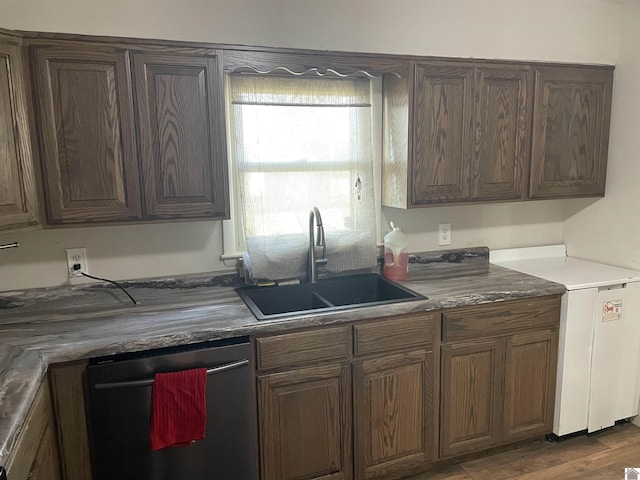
632;259;640;270
438;223;452;246
66;248;88;277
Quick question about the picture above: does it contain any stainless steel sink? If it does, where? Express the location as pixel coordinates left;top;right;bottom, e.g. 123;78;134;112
236;273;425;320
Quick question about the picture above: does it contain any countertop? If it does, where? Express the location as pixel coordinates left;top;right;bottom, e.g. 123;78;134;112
0;247;566;466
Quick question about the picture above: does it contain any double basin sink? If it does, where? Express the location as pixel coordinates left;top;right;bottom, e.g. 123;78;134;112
236;273;425;320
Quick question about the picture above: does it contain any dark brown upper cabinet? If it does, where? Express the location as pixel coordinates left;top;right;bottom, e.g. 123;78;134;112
472;66;531;201
0;34;40;232
31;44;142;225
383;60;614;207
383;61;531;207
412;63;474;204
133;52;229;220
15;33;616;221
30;42;229;226
529;65;613;199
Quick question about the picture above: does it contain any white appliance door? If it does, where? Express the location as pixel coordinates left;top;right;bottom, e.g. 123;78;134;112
588;282;640;433
553;289;597;436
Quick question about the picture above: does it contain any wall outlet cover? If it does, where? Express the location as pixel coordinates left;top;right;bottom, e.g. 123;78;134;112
66;247;88;277
439;223;452;246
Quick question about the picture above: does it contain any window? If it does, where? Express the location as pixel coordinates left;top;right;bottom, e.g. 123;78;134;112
225;73;380;281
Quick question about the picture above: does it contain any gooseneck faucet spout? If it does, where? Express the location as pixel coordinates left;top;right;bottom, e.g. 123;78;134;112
308;207;327;283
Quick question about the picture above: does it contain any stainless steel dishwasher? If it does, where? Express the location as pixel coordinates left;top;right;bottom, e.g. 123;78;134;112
86;337;258;480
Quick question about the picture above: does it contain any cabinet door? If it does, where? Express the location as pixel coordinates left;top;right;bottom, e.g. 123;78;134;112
49;361;93;480
503;329;558;442
29;421;62;480
133;52;229;219
32;45;142;224
5;377;61;480
411;63;473;204
472;66;531;201
353;350;434;480
440;339;502;457
529;66;613;198
0;38;39;231
258;363;352;480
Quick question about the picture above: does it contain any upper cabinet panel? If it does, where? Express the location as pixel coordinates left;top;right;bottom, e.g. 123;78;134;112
384;60;613;208
412;63;473;204
133;52;229;220
529;66;613;199
32;45;142;224
472;66;531;201
0;38;40;232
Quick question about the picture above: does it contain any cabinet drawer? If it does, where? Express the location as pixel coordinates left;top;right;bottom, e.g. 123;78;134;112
442;296;561;342
256;326;351;370
353;312;437;356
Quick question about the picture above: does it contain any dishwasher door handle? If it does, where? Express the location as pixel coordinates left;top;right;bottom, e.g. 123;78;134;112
93;359;250;390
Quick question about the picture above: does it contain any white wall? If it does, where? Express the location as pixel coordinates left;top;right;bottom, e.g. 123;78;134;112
564;0;640;269
0;0;622;291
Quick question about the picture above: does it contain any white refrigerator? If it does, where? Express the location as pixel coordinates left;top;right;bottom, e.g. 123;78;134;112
491;245;640;436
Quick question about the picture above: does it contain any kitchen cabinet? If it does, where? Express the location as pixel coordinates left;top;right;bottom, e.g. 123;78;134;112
0;33;40;232
503;329;558;442
5;377;62;480
440;296;560;457
384;60;614;207
440;338;502;457
31;44;142;225
472;66;531;201
132;52;229;220
529;65;613;198
19;32;614;218
30;41;229;225
411;63;474;204
256;313;437;480
256;326;353;480
49;361;93;480
383;61;531;207
353;350;434;480
352;314;437;480
258;363;353;480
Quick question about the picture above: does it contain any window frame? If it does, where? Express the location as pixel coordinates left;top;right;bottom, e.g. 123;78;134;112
221;74;384;258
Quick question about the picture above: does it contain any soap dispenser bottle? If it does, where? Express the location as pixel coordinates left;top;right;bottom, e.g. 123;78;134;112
383;222;409;281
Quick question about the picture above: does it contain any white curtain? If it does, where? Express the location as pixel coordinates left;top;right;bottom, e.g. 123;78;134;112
228;74;378;281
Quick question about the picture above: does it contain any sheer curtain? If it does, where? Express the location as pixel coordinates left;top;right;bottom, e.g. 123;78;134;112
228;73;378;281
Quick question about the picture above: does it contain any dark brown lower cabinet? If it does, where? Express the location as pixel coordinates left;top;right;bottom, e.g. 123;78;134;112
27;420;61;480
440;328;559;457
353;350;435;480
503;329;558;442
49;361;93;480
440;339;502;457
5;377;62;480
258;362;353;480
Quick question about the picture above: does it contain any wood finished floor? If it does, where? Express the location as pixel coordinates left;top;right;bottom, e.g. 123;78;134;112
408;422;640;479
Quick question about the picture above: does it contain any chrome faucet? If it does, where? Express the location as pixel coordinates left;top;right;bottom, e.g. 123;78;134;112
308;207;328;283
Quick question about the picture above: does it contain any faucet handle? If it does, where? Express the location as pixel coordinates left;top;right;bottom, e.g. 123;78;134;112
316;225;325;247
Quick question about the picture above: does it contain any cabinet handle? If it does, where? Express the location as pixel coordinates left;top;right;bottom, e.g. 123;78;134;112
93;359;250;390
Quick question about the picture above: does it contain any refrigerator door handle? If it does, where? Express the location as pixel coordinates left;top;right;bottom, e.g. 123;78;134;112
93;359;250;390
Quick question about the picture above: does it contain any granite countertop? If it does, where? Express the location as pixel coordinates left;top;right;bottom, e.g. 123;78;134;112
0;247;566;466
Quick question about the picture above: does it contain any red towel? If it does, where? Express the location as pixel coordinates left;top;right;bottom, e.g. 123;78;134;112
150;368;207;451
